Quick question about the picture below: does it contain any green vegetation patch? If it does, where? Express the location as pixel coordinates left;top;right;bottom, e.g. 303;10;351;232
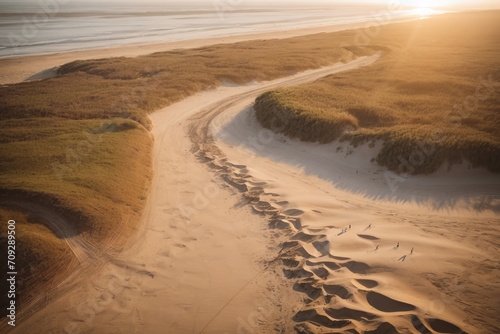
0;207;73;316
255;12;500;174
0;118;152;241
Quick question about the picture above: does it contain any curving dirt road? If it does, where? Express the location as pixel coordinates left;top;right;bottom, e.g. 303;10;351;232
183;58;500;333
7;55;383;334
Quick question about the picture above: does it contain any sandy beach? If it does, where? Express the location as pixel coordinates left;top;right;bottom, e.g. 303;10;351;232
0;17;416;85
2;11;499;334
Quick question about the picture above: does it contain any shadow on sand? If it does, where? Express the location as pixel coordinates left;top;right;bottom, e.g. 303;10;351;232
215;107;500;213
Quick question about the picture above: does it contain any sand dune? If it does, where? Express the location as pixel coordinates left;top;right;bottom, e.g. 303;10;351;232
207;72;500;332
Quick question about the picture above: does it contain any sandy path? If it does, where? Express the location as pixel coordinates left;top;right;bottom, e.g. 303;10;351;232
7;56;381;334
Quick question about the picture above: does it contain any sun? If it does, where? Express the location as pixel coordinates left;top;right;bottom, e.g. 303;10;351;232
411;7;437;18
411;0;438;7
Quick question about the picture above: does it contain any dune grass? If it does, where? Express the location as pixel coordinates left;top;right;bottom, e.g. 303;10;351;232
1;118;153;239
0;117;153;316
255;11;500;174
0;207;73;317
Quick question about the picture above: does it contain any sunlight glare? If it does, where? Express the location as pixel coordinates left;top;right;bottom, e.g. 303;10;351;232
411;7;437;18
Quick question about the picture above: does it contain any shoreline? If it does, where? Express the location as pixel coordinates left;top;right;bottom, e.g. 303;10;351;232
0;16;421;85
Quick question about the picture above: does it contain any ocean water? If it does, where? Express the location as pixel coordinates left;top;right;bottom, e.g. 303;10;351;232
0;1;429;58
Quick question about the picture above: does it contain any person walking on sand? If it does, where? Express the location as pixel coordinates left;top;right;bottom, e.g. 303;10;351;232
410;247;414;254
396;242;399;249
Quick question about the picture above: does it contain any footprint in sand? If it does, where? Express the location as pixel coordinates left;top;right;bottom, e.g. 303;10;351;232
282;258;300;268
247;186;264;194
283;208;305;216
411;315;432;334
255;200;274;210
293;282;322;300
428;318;466;334
312;240;330;255
283;268;313;279
293;309;351;330
222;174;248;192
229;163;246;169
341;261;370;274
323;284;351;299
355;279;379;289
411;315;466;334
365;291;415;312
323;261;341;271
325;307;377;321
274;218;301;230
254;202;279;215
311;267;329;279
292;232;324;243
273;219;293;230
306;260;340;271
248;180;266;187
251;206;267;216
365;322;399;334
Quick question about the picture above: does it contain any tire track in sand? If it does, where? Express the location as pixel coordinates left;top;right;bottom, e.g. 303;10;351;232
186;55;470;333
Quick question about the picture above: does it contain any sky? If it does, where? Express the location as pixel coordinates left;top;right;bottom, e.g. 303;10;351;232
96;0;500;9
1;0;499;10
